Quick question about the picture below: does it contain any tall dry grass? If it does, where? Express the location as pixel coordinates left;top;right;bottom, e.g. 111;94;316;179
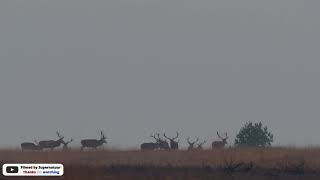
1;147;320;179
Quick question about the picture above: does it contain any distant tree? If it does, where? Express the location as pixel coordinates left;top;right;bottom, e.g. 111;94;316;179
234;122;273;147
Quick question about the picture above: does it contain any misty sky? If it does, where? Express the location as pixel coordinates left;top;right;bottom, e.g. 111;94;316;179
0;0;320;149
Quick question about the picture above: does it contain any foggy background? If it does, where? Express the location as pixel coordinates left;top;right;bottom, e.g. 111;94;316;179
0;0;320;149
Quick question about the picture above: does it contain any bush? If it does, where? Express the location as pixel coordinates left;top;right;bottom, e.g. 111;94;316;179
235;122;273;147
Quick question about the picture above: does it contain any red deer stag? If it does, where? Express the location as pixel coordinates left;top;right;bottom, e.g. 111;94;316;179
187;137;199;151
212;132;228;149
81;131;107;150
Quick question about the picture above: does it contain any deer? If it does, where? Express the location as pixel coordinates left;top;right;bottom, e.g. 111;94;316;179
140;134;161;150
62;138;73;151
196;140;206;150
187;137;199;150
163;132;179;150
212;131;228;149
21;140;42;152
38;131;64;151
81;131;107;150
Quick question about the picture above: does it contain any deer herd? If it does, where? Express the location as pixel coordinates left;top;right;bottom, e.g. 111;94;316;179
20;131;229;152
21;131;106;152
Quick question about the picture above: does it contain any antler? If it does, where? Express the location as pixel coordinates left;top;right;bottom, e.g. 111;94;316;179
156;133;162;141
163;133;170;140
101;131;106;139
224;132;228;139
187;137;199;144
173;132;179;140
187;137;191;144
200;140;207;145
150;134;158;141
67;138;73;144
217;131;223;139
157;133;161;140
56;131;64;139
163;132;179;141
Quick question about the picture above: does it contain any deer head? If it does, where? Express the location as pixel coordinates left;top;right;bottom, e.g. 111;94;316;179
63;138;73;145
197;140;206;150
100;131;107;144
187;137;199;150
34;140;39;145
217;132;228;144
56;131;64;142
163;132;179;142
62;138;73;150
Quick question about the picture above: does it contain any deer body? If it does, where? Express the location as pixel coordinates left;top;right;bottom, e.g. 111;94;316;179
212;141;226;148
21;142;42;151
39;140;64;150
81;139;105;149
81;131;107;150
158;140;170;150
140;142;159;150
38;132;64;150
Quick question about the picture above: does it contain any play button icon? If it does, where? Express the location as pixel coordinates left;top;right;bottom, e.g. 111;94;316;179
6;166;19;174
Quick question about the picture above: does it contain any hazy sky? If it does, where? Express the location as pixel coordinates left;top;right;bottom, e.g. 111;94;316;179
1;0;320;149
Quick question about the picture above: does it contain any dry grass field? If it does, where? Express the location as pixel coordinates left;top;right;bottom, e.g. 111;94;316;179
1;147;320;179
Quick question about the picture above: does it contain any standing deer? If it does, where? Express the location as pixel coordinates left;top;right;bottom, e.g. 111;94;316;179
140;134;161;150
62;138;73;151
212;132;228;149
81;131;107;150
196;140;206;150
163;132;179;150
38;132;64;151
187;137;199;150
21;140;42;152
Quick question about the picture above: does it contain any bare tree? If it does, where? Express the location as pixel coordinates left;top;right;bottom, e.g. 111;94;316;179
81;131;107;150
187;137;199;150
38;131;64;151
196;140;206;150
212;132;228;149
62;138;73;151
163;132;179;150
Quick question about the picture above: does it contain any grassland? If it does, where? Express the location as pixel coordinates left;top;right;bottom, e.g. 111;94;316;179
1;147;320;179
